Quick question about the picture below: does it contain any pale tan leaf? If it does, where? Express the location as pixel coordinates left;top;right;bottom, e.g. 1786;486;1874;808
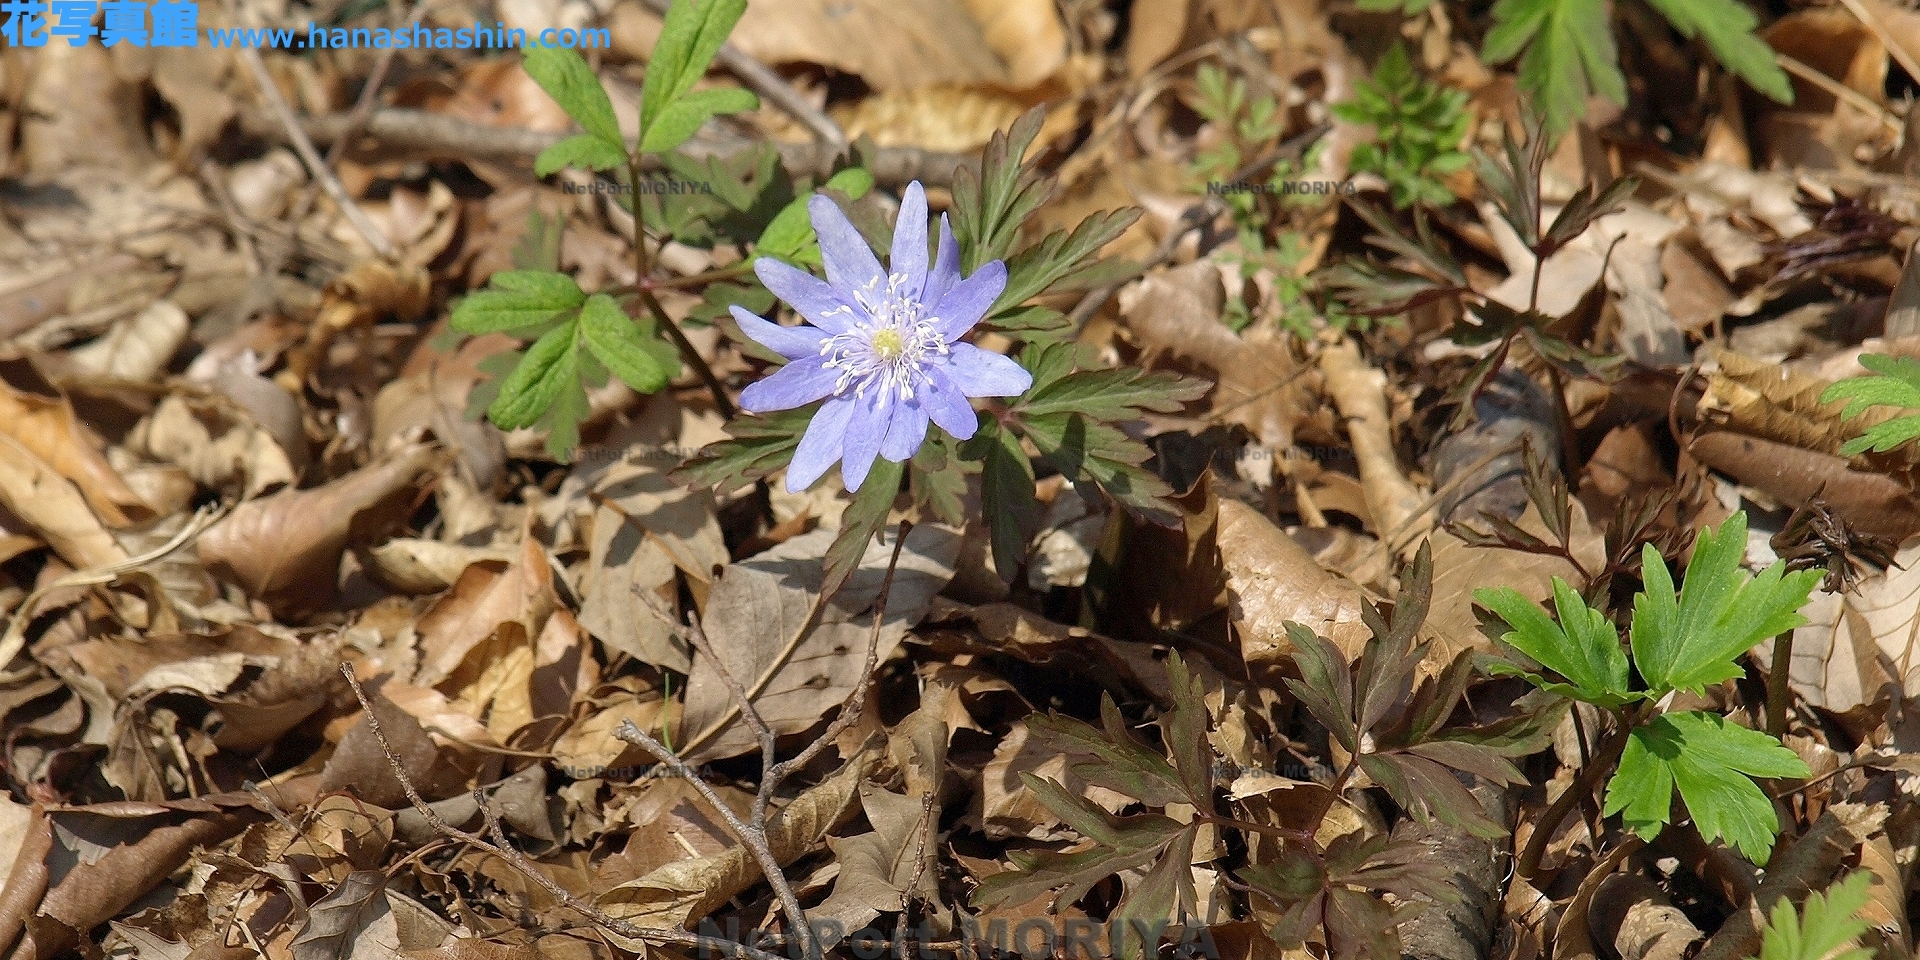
1217;498;1371;664
596;746;881;935
727;0;1010;91
65;299;189;383
365;539;515;596
0;432;128;571
0;364;150;527
577;456;725;674
1783;536;1920;715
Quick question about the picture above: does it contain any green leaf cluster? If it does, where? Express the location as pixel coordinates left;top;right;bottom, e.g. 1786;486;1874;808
1330;45;1471;210
1474;512;1822;862
1820;353;1920;455
1480;0;1790;137
528;0;757;175
452;273;679;460
460;0;764;457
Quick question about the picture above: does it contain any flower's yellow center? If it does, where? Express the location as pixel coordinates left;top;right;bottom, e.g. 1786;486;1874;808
870;328;905;360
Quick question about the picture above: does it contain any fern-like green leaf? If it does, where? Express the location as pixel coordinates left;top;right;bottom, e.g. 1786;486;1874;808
1751;871;1875;960
1822;353;1920;455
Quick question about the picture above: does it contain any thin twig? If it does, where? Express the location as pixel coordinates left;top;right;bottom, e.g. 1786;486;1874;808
617;520;914;960
323;0;436;168
238;107;974;187
612;718;817;959
337;665;784;960
634;0;847;146
238;49;396;261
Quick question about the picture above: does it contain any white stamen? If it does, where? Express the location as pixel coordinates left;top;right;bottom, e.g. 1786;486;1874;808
820;272;949;403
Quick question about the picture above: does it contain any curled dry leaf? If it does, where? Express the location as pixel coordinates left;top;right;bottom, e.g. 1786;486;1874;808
728;0;1026;92
187;350;307;477
1687;431;1920;542
9;810;253;960
1216;498;1371;664
810;783;942;942
0;432;129;572
0;361;150;527
1783;536;1920;717
596;745;881;935
365;539;516;596
277;261;432;392
1119;260;1307;455
64;299;190;383
412;531;559;692
131;394;297;499
197;445;440;616
576;456;726;674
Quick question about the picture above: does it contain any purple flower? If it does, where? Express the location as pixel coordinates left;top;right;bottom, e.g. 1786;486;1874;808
731;181;1033;493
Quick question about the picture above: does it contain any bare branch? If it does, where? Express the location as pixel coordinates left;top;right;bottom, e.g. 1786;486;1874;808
236;107;976;188
337;664;783;960
238;50;396;261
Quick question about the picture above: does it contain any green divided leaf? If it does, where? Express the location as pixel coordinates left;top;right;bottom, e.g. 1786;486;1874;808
1604;711;1810;863
452;270;587;334
641;0;752;152
1822;353;1920;455
641;86;760;153
524;46;623;145
1026;702;1188;808
1641;0;1792;104
964;418;1038;582
672;405;814;494
1481;0;1624;138
1481;0;1786;136
578;294;679;394
487;318;579;431
990;208;1142;321
1476;578;1634;707
1629;513;1823;697
535;133;628;176
1753;871;1875;960
950;109;1051;272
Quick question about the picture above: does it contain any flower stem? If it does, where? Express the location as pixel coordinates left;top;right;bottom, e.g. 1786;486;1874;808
1766;629;1793;739
626;156;737;419
1517;708;1635;881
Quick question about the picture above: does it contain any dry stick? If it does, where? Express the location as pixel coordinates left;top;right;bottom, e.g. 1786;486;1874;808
634;0;847;147
1766;629;1794;740
241;108;975;187
336;666;785;960
617;522;914;960
323;0;436;168
894;792;937;960
1320;335;1428;552
238;49;396;261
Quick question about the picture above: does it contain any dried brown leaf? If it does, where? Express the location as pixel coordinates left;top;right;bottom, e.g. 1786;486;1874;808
0;431;128;571
197;445;439;616
596;745;882;935
677;523;960;761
